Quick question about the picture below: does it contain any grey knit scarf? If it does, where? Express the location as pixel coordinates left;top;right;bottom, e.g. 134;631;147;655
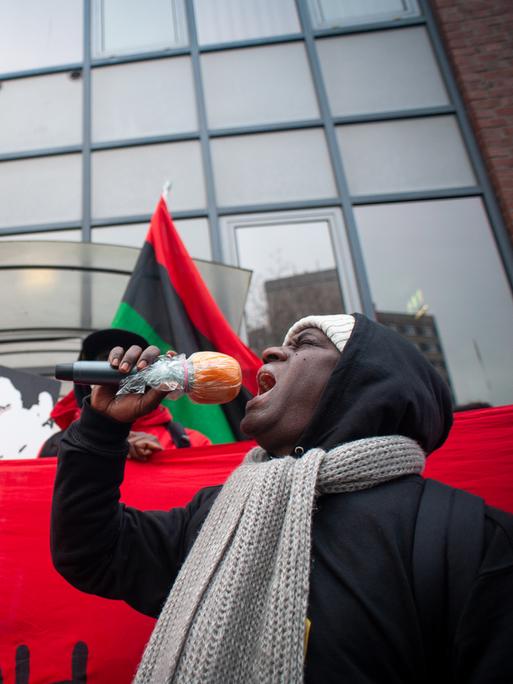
134;435;425;684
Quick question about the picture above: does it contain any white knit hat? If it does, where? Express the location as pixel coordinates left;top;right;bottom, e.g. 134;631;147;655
283;314;356;354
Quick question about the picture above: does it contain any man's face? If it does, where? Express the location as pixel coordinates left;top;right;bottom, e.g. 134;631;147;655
240;327;340;456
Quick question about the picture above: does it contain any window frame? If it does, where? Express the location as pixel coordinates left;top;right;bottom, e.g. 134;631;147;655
307;0;420;30
92;0;188;59
220;207;362;339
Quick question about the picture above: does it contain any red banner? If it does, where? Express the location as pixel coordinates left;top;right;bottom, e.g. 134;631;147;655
1;407;512;683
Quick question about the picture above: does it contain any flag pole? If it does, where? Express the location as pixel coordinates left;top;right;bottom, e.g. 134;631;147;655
162;180;172;208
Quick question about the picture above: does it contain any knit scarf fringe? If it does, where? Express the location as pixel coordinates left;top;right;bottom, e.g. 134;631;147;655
133;435;425;684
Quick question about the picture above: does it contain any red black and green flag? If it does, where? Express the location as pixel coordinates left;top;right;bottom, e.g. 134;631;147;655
112;197;261;443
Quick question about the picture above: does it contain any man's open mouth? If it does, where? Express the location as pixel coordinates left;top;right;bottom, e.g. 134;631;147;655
257;370;276;395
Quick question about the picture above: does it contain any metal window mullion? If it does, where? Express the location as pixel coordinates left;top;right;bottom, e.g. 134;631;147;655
184;0;222;261
419;0;513;291
218;198;340;216
333;105;456;126
0;221;82;236
0;63;84;81
92;131;201;151
91;208;209;227
295;0;374;317
81;0;93;333
198;33;304;53
208;120;323;138
0;146;82;162
91;46;191;68
312;16;425;38
82;0;92;243
351;186;481;205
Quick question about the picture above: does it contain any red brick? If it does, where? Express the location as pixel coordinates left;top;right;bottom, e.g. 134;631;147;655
487;148;511;159
474;108;500;119
432;0;513;233
477;119;509;129
480;129;508;142
490;158;513;170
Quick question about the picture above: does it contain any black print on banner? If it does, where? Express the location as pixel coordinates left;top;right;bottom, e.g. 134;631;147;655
0;642;88;684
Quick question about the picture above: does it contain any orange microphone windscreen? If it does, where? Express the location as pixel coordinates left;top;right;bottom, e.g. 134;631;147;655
188;351;242;404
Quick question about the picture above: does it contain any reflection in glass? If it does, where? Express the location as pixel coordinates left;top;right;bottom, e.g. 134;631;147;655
336;116;476;195
202;44;319;129
0;155;82;229
235;221;344;352
194;0;300;45
0;0;83;73
92;0;187;58
92;218;212;259
92;58;197;142
212;130;336;206
317;28;448;117
92;142;206;218
355;197;513;406
376;310;453;396
0;73;82;154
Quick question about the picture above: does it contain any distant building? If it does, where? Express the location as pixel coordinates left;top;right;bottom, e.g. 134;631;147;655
248;269;343;353
375;311;454;396
248;269;344;351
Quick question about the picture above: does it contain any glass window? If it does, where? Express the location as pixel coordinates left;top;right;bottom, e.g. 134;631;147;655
336;116;476;195
92;0;187;58
92;223;148;248
308;0;420;29
317;28;449;117
202;44;319;129
0;0;83;73
0;73;82;154
211;130;336;206
92;142;206;219
0;155;82;229
92;58;197;142
174;218;212;259
233;219;345;352
194;0;300;45
92;218;212;259
355;197;513;406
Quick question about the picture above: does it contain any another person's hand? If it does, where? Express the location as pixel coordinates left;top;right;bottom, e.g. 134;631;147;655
127;431;163;462
91;345;168;423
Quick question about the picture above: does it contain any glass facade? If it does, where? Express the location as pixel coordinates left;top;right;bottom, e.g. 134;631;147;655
92;57;197;141
0;0;512;407
356;198;513;406
317;27;449;116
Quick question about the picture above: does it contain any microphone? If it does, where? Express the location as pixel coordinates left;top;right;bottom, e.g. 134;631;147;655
55;361;136;385
55;351;242;405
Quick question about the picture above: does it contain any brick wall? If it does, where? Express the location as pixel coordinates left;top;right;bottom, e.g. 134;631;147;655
431;0;513;243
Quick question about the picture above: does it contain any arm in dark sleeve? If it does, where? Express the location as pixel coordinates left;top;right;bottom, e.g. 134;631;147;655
452;507;513;683
51;398;217;618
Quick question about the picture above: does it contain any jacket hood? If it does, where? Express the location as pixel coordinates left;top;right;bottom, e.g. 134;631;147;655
297;313;453;455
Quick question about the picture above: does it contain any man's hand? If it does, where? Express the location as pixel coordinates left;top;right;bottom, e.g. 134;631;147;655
127;431;163;462
91;345;168;423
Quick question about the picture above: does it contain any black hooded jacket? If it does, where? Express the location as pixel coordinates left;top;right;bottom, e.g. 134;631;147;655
51;314;513;683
